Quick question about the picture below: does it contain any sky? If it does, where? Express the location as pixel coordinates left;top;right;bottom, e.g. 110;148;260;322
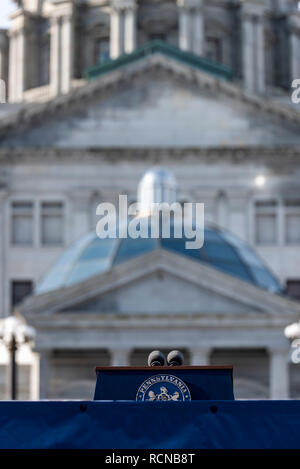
0;0;15;29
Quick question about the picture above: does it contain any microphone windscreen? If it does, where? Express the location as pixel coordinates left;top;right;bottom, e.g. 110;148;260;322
148;350;166;367
167;350;184;366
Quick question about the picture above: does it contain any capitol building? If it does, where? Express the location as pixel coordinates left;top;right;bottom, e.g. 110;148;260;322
0;0;300;400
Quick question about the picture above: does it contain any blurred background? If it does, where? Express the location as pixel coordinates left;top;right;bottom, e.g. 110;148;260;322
0;0;300;401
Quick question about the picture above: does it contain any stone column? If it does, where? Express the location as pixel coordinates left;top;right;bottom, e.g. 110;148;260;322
177;0;204;56
110;8;123;58
50;16;61;97
110;348;132;366
30;351;51;400
16;29;26;101
288;11;300;80
8;10;28;102
178;2;190;51
241;0;266;94
49;2;74;97
0;190;7;317
190;348;211;366
124;4;136;54
8;31;16;102
0;31;8;102
61;14;74;94
110;0;137;59
269;348;289;400
30;352;41;400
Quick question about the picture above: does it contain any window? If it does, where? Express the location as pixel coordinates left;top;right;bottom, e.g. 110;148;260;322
95;38;110;64
255;200;278;245
286;280;300;300
284;199;300;244
206;37;222;64
255;198;300;246
11;280;33;308
11;201;34;246
41;202;64;246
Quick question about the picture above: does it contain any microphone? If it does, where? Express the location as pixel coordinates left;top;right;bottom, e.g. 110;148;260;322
167;350;184;366
147;350;166;367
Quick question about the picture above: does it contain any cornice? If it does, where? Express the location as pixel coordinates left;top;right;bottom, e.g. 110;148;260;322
0;146;300;170
25;312;298;330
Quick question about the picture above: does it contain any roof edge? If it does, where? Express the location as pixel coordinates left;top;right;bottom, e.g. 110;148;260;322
1;49;300;139
85;40;233;82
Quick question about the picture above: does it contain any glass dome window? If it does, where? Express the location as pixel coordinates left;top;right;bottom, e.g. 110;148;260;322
35;222;282;295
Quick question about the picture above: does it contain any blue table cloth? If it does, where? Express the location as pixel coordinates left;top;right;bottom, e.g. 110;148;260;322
0;400;300;449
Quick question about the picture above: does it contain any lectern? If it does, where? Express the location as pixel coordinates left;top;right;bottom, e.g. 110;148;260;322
94;366;234;401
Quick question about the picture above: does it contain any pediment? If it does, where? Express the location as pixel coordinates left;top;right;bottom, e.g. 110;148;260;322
19;249;300;317
61;270;259;315
1;53;300;149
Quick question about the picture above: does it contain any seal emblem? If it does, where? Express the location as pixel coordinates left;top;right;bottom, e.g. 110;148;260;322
136;374;191;402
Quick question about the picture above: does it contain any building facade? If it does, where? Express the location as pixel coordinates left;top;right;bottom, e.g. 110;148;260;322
0;0;299;400
0;0;300;102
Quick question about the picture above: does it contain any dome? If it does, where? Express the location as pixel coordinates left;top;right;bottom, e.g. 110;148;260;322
138;167;177;214
35;222;282;295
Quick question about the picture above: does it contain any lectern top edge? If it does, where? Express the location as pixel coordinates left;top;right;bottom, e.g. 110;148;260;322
95;365;233;372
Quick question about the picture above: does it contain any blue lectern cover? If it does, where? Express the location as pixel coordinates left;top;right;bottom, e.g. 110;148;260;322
94;366;234;401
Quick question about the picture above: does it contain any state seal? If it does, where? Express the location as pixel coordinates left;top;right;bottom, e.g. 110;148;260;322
136;374;191;402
